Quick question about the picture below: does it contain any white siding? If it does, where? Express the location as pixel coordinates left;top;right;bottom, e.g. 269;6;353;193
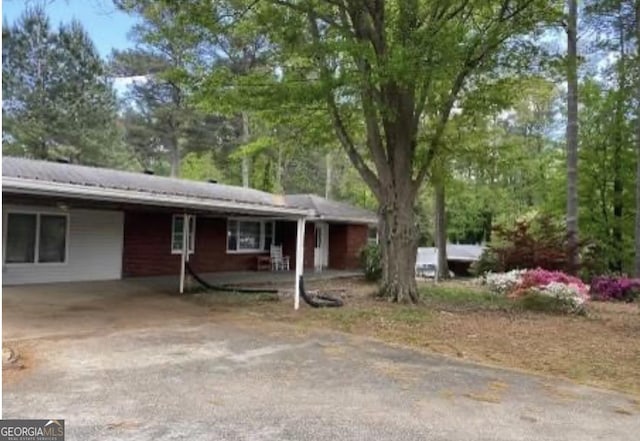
2;205;124;285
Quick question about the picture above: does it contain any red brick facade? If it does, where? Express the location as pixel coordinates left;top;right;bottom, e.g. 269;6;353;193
122;211;366;277
328;224;368;270
123;212;179;277
123;212;272;277
279;221;315;270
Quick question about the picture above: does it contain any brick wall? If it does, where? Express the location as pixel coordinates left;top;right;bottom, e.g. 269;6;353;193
328;223;368;270
123;212;180;276
279;221;315;270
123;212;271;277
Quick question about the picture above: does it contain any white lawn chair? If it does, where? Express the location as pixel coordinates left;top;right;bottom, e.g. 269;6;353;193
270;245;290;271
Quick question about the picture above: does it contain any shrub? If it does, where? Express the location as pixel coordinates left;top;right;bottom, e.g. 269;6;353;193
590;276;640;303
517;288;586;315
480;268;589;314
470;249;499;276
474;215;579;275
484;270;523;295
513;268;588;298
360;243;382;282
492;215;568;272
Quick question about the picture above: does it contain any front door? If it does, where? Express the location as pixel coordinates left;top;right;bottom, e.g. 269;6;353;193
314;222;329;271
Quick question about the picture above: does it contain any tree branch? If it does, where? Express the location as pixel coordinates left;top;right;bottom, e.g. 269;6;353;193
306;10;382;197
270;0;346;30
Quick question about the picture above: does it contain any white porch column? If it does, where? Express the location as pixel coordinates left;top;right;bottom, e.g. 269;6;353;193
294;217;306;310
179;214;190;294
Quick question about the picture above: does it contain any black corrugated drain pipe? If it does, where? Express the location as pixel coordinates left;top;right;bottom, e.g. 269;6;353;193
185;262;344;307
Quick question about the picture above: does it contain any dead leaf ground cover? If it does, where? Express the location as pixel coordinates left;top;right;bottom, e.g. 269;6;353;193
191;277;640;396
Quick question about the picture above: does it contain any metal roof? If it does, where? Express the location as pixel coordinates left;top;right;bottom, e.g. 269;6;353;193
416;245;485;264
285;194;377;225
2;157;308;216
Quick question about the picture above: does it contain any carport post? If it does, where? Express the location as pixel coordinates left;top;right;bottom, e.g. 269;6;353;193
179;214;190;294
294;217;306;310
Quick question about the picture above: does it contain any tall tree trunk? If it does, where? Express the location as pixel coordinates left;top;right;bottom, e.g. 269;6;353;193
377;208;389;297
612;84;624;272
566;0;579;274
379;185;419;304
241;111;251;188
482;210;493;243
635;0;640;276
612;8;626;272
275;144;283;193
325;151;332;199
434;178;450;279
613;146;624;271
169;134;180;178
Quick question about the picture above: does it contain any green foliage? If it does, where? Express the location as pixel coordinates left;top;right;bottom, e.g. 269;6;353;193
2;7;121;164
436;76;563;246
419;285;511;311
111;1;224;176
516;292;586;316
577;79;636;273
180;152;223;182
470;252;500;277
474;215;569;274
360;243;382;282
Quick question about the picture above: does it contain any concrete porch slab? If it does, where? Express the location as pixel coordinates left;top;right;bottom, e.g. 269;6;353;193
132;269;364;293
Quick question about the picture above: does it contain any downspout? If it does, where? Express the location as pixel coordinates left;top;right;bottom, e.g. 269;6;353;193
179;214;190;294
294;217;306;310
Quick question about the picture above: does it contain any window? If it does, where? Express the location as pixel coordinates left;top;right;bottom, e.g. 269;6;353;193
227;219;274;253
39;215;67;262
4;212;68;264
171;215;196;254
368;227;379;245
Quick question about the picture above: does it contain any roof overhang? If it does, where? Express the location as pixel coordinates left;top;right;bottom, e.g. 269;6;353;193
2;177;312;218
315;215;378;226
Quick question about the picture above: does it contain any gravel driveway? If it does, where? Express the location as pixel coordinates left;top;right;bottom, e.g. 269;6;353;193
4;316;639;441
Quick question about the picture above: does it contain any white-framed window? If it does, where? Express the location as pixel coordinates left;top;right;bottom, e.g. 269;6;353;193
4;211;69;265
227;219;275;253
171;214;196;254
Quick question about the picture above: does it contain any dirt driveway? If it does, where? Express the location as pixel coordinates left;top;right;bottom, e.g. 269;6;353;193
3;281;639;440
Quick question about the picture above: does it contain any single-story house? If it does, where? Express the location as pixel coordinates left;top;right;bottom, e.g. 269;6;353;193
416;244;485;277
2;157;376;306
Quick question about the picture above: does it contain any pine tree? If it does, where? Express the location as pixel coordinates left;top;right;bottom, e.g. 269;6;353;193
2;7;120;164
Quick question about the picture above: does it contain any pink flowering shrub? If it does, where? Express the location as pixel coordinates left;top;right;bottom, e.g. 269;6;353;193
590;276;640;303
481;268;589;313
511;269;589;299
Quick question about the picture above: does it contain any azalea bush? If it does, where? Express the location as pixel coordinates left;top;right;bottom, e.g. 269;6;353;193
513;268;589;298
590;276;640;303
522;282;589;314
481;268;589;314
484;270;523;295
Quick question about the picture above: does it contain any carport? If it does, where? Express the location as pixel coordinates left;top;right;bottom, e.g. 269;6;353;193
2;157;313;309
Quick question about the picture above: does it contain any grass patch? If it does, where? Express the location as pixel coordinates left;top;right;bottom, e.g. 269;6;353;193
515;293;586;316
387;306;433;324
311;305;432;332
420;284;511;311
